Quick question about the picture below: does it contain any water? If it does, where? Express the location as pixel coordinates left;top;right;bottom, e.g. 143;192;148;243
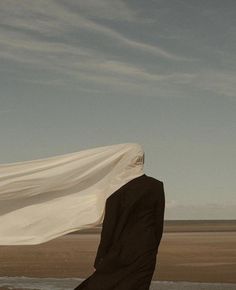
0;277;236;290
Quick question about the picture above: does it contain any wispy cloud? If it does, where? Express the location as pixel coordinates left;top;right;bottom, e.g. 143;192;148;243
166;199;236;219
58;0;139;22
0;0;199;97
166;199;236;210
0;0;235;98
0;1;187;61
194;70;236;98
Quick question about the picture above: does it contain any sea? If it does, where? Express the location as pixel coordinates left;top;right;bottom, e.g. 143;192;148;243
0;277;236;290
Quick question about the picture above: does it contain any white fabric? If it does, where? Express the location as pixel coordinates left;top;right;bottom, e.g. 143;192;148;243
0;143;144;245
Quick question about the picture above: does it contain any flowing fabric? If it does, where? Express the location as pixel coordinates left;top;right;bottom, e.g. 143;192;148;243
0;143;144;245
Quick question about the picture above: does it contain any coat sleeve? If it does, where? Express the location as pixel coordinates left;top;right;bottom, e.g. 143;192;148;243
94;194;121;269
154;181;165;248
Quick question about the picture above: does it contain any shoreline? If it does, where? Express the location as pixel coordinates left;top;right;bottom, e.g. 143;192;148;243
1;277;236;290
1;224;236;285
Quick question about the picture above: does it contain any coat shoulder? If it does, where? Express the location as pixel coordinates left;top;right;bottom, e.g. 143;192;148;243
146;176;165;201
147;176;164;187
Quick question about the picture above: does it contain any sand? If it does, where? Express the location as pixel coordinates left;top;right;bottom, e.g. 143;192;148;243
1;221;236;289
1;278;236;290
0;231;236;284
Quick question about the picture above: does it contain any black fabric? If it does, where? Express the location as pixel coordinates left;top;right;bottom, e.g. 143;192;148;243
73;173;165;290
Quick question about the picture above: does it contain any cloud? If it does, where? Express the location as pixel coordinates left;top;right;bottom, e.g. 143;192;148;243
0;19;196;94
59;0;138;22
0;0;197;98
0;1;187;61
166;199;179;209
166;199;236;210
195;71;236;98
166;200;236;219
0;0;235;98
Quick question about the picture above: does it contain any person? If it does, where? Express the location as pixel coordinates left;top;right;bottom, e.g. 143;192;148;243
73;155;165;290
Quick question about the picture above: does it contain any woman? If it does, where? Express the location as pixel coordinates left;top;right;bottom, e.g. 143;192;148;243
74;171;165;290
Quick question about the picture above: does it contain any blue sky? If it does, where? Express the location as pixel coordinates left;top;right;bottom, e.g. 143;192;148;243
0;0;235;219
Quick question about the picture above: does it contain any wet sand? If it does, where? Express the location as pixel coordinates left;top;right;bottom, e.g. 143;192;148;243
0;226;236;284
1;277;236;290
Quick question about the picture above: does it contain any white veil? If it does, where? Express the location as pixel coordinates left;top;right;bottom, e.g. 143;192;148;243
0;143;144;245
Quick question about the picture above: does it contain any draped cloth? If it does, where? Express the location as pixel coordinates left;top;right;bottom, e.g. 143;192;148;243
0;143;145;245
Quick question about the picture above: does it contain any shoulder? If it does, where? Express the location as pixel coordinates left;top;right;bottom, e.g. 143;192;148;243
147;176;164;187
146;176;165;200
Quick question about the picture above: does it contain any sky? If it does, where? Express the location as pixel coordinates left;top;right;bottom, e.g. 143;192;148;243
0;0;235;220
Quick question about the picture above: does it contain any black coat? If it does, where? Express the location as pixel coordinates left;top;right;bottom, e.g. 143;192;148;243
73;173;165;290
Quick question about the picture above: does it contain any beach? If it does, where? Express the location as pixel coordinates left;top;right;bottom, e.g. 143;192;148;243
1;277;236;290
0;220;236;289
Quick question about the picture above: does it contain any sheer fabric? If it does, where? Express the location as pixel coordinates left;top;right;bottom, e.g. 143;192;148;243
0;143;144;245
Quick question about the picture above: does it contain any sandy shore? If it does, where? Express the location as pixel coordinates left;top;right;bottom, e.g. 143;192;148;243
0;230;236;284
1;277;236;290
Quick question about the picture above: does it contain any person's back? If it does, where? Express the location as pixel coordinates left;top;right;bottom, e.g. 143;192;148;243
116;174;165;266
74;173;165;289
